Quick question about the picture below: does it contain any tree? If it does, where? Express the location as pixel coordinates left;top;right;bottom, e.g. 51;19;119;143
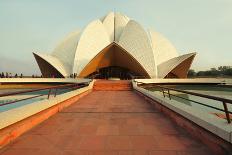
194;66;232;77
210;68;219;76
187;69;196;77
224;67;232;76
218;66;230;72
218;66;232;76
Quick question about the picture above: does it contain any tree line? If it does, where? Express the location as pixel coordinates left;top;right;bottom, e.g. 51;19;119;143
188;66;232;77
0;72;42;78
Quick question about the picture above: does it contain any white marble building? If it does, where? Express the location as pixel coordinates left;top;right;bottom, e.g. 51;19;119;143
33;12;196;79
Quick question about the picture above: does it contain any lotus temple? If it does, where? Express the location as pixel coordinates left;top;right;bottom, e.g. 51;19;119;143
33;12;196;79
0;12;231;155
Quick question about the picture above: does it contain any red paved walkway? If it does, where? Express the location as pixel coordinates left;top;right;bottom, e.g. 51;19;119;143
0;91;213;155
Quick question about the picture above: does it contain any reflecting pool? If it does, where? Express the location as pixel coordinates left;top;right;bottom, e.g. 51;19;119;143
145;85;232;115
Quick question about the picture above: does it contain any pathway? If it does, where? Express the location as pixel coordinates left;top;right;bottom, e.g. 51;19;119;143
0;91;213;155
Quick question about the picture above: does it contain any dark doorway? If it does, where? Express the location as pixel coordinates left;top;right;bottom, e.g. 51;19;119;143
79;43;150;79
87;66;144;79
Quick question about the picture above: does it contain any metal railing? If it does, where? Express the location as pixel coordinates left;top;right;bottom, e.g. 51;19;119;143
0;83;88;107
144;84;232;123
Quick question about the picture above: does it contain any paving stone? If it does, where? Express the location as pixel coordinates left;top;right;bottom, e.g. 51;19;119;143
78;136;106;150
106;136;132;150
0;90;213;155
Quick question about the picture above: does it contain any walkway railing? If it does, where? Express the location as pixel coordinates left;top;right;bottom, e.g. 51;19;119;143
143;84;232;123
0;83;88;107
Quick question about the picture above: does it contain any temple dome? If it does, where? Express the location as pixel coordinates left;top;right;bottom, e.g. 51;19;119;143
34;12;196;79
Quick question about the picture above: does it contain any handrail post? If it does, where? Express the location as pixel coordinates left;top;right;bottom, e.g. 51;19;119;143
54;88;57;97
222;101;231;123
162;88;165;98
168;89;171;100
47;89;52;99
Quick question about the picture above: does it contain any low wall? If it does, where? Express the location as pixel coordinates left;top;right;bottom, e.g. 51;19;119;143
0;81;94;148
0;78;91;84
132;81;232;154
134;78;232;84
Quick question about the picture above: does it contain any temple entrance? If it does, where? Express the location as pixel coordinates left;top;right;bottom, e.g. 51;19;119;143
79;43;150;79
87;66;142;79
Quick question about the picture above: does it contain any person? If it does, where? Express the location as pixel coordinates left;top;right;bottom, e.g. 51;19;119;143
15;73;18;78
20;73;23;78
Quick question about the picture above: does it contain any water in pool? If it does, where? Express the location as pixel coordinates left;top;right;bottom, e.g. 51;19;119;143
0;88;73;112
145;84;232;115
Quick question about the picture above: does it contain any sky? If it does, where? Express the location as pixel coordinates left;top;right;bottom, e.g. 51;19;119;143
0;0;231;75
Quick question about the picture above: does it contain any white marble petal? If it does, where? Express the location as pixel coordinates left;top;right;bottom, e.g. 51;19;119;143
73;20;111;74
158;53;196;78
33;52;70;76
118;20;156;78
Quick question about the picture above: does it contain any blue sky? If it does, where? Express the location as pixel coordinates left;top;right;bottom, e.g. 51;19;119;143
0;0;231;75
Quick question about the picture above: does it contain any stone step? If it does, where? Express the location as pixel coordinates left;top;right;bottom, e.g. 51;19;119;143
93;80;132;91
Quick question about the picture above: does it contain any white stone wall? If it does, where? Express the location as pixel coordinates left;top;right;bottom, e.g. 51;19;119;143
34;52;70;76
114;12;130;42
149;30;178;65
118;20;156;78
73;20;111;74
52;30;81;73
158;53;196;78
102;12;114;42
